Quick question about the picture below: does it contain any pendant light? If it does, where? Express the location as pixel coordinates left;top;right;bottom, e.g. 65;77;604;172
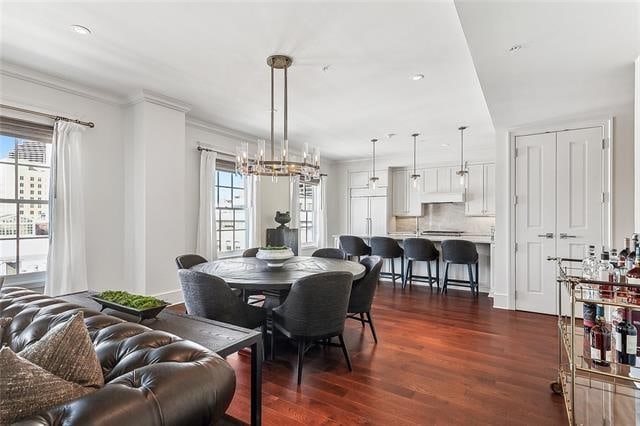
410;133;420;188
369;138;379;189
455;126;468;186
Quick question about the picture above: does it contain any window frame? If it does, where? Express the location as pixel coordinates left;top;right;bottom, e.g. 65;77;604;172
299;181;317;248
0;135;51;277
214;168;248;258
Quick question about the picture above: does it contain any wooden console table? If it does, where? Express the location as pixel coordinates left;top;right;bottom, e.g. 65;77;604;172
60;292;263;426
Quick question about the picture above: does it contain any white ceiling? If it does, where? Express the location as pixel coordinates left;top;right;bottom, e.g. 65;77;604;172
0;1;496;161
455;1;640;129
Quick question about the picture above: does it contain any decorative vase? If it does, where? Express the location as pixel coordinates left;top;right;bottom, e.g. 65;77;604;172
274;211;291;229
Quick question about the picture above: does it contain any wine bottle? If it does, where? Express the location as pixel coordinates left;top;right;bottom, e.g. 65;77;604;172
590;306;611;366
627;245;640;304
615;309;638;366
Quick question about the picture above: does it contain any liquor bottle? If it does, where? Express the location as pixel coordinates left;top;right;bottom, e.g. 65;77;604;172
582;245;597;279
590;306;611;366
616;256;628;302
610;249;619;269
615;309;638;366
620;237;631;260
627;245;640;304
597;251;614;299
583;245;598;331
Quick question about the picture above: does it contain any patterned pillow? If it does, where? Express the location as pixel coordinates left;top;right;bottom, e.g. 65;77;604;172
0;346;92;424
19;311;104;388
0;317;11;347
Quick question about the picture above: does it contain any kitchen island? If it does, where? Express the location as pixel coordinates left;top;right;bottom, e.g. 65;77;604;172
333;233;494;295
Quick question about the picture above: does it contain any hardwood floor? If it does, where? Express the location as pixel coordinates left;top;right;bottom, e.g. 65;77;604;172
185;282;566;425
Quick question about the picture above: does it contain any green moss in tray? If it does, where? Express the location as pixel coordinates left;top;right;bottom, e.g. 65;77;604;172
96;291;167;310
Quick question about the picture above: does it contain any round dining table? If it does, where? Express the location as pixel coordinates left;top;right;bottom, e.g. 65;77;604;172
190;256;366;309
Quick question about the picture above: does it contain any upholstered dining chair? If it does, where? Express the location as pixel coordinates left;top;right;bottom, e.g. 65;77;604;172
403;238;440;290
271;271;353;385
242;247;259;257
175;254;242;298
312;248;346;260
339;235;371;262
347;256;383;343
178;269;267;336
441;239;479;296
370;237;404;287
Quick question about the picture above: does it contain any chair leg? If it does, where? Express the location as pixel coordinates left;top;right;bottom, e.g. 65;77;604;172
391;259;396;287
436;259;440;291
475;262;479;296
443;263;449;294
408;260;413;288
400;256;405;286
467;264;475;297
270;325;277;361
366;311;378;343
297;340;305;385
359;312;365;328
427;261;433;289
338;334;352;371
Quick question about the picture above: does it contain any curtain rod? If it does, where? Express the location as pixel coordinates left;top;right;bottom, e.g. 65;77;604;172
0;104;95;128
197;145;235;157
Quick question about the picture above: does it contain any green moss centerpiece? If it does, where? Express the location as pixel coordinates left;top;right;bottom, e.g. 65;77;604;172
256;245;294;268
91;290;168;323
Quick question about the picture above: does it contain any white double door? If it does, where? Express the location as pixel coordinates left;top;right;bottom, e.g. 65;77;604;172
350;195;387;236
515;126;607;314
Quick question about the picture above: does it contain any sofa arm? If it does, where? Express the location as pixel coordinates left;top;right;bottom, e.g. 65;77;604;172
14;354;236;426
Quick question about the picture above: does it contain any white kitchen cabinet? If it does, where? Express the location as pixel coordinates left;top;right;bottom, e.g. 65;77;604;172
423;168;438;193
349;192;387;236
436;167;452;193
484;163;495;216
349;171;370;188
391;169;422;217
464;163;495;216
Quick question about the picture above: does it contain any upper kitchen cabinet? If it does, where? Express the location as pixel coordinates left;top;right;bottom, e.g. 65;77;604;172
348;169;388;189
437;167;452;193
465;163;495;216
423;168;438;193
391;169;422;216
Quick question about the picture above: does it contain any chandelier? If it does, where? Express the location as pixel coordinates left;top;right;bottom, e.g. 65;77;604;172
235;55;320;181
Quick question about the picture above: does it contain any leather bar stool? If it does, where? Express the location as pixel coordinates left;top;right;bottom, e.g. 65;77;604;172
403;238;440;291
370;236;404;287
441;239;479;296
339;235;371;261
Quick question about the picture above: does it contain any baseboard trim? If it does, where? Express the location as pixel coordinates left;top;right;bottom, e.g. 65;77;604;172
491;292;511;310
378;278;490;294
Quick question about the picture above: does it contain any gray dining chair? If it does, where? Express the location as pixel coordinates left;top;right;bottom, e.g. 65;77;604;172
242;247;259;257
441;239;479;296
178;269;267;335
272;271;353;385
339;235;371;261
312;248;346;260
347;256;383;343
175;253;242;298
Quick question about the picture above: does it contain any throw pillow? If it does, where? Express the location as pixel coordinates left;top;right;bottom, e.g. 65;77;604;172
19;311;104;388
0;346;92;424
0;317;11;347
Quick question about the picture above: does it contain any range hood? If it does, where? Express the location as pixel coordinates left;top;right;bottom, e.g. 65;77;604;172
420;192;465;204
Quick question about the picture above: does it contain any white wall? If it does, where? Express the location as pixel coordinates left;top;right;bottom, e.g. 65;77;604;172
492;104;635;309
0;71;126;292
635;56;640;230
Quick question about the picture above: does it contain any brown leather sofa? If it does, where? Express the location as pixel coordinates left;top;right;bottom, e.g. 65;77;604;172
0;287;236;426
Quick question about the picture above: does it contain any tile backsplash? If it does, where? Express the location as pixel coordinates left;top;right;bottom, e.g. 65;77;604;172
394;203;495;235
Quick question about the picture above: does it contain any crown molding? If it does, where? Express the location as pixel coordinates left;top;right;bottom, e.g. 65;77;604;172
186;116;262;141
127;89;191;113
0;62;126;106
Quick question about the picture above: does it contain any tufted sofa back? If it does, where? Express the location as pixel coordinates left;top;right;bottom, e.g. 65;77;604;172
0;286;236;426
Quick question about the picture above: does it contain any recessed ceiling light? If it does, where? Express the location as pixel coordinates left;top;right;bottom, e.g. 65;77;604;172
322;65;331;72
412;74;424;81
508;44;522;53
441;143;449;147
70;25;92;35
386;133;396;139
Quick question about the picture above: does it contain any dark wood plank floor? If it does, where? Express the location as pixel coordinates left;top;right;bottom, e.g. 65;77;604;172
181;283;566;425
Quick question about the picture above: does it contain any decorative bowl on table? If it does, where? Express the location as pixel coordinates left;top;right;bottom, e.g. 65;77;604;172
90;290;169;323
256;246;294;268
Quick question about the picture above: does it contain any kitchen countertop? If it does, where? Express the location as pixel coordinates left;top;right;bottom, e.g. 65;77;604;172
333;233;494;245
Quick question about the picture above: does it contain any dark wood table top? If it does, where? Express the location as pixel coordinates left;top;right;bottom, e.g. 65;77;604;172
59;292;261;357
190;256;366;290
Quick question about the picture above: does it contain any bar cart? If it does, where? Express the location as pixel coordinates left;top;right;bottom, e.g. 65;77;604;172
549;257;640;425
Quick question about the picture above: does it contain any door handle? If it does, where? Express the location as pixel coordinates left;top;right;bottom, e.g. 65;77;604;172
559;233;577;239
537;233;554;239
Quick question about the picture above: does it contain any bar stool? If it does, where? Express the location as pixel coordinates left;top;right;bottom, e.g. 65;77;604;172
441;239;479;296
403;238;440;291
339;235;371;261
370;237;404;287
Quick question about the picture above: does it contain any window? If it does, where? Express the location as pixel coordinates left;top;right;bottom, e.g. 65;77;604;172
215;169;246;255
0;120;52;276
299;182;315;246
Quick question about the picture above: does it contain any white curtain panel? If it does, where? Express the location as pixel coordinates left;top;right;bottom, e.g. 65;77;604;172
316;176;328;248
45;122;88;296
247;175;262;248
196;150;217;260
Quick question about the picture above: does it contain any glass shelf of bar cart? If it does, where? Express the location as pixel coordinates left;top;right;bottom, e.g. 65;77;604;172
550;257;640;426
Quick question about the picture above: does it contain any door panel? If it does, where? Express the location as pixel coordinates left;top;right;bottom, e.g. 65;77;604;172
349;196;368;235
556;127;604;258
370;196;387;236
515;132;558;314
